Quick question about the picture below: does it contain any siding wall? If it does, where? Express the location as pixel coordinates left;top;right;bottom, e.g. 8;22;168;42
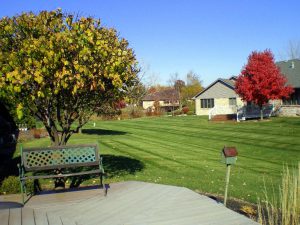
195;98;210;115
195;97;243;115
199;82;239;98
195;81;244;115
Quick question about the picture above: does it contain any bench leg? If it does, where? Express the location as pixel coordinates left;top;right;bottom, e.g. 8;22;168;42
18;163;25;205
20;180;25;205
100;173;103;188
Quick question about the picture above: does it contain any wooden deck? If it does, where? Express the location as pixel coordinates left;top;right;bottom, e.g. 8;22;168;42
0;181;259;225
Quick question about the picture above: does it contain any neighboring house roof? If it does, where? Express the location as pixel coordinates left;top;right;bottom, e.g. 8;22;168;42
193;78;236;99
276;59;300;88
143;89;179;101
193;59;300;100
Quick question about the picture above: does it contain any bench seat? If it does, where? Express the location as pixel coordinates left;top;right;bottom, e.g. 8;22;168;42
18;144;104;204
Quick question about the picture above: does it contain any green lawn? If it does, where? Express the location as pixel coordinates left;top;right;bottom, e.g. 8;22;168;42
19;116;300;203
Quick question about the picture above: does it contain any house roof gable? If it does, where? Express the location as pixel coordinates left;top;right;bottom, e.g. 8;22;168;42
276;59;300;88
193;78;235;99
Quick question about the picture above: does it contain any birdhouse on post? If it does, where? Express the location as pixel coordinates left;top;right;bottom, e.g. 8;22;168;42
222;146;238;165
221;146;238;206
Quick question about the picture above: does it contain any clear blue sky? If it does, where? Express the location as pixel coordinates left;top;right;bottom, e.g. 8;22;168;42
1;0;300;86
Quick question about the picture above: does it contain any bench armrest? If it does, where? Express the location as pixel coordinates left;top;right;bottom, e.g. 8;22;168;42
99;157;105;173
17;163;24;179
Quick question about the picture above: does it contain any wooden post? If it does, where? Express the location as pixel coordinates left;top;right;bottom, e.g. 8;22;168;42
224;164;231;206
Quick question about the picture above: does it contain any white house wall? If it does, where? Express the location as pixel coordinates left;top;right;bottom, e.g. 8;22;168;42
195;98;210;115
143;101;154;109
195;97;243;115
195;81;244;115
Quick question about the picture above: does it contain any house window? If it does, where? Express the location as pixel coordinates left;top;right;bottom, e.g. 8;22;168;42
201;99;214;108
229;97;237;106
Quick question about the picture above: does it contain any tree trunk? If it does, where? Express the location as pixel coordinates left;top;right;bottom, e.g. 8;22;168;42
260;106;264;120
44;125;69;146
178;92;182;111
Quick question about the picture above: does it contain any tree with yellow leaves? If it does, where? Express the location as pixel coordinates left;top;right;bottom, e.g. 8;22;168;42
0;9;139;145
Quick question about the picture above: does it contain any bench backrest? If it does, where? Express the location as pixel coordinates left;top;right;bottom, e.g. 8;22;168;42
21;144;100;172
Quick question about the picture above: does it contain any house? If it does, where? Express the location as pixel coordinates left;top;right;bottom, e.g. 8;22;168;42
276;59;300;116
142;88;180;112
193;76;243;119
193;59;300;119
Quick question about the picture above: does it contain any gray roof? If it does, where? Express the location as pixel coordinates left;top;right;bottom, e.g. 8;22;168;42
193;78;235;99
143;88;179;101
219;78;235;88
276;59;300;88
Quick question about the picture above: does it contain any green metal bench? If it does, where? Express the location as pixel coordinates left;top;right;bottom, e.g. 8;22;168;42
18;144;104;204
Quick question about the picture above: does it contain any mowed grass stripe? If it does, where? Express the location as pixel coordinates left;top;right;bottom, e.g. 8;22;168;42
96;119;298;168
97;121;285;177
109;126;284;175
131;120;300;149
121;123;283;154
100;118;296;147
105;122;298;158
116;116;299;136
101;140;178;173
123;117;300;143
127;132;284;171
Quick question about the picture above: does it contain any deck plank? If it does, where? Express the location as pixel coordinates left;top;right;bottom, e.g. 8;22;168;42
32;210;49;225
8;208;21;225
2;181;259;225
0;209;9;225
60;217;77;225
46;212;63;225
21;208;35;225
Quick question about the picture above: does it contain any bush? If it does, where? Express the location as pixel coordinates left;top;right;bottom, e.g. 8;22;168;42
33;129;42;139
173;110;182;116
183;100;195;114
1;176;19;194
130;108;145;118
182;106;189;114
0;176;34;194
18;128;49;142
120;107;145;119
146;110;153;117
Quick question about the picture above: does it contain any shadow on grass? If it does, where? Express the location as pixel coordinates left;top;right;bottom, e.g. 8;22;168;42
68;154;144;188
102;154;144;178
82;129;127;136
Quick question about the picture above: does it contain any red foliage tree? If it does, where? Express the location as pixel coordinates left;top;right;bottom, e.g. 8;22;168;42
235;50;294;120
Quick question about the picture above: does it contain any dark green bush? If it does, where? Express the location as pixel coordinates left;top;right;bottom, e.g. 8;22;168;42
1;176;19;194
0;176;34;194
